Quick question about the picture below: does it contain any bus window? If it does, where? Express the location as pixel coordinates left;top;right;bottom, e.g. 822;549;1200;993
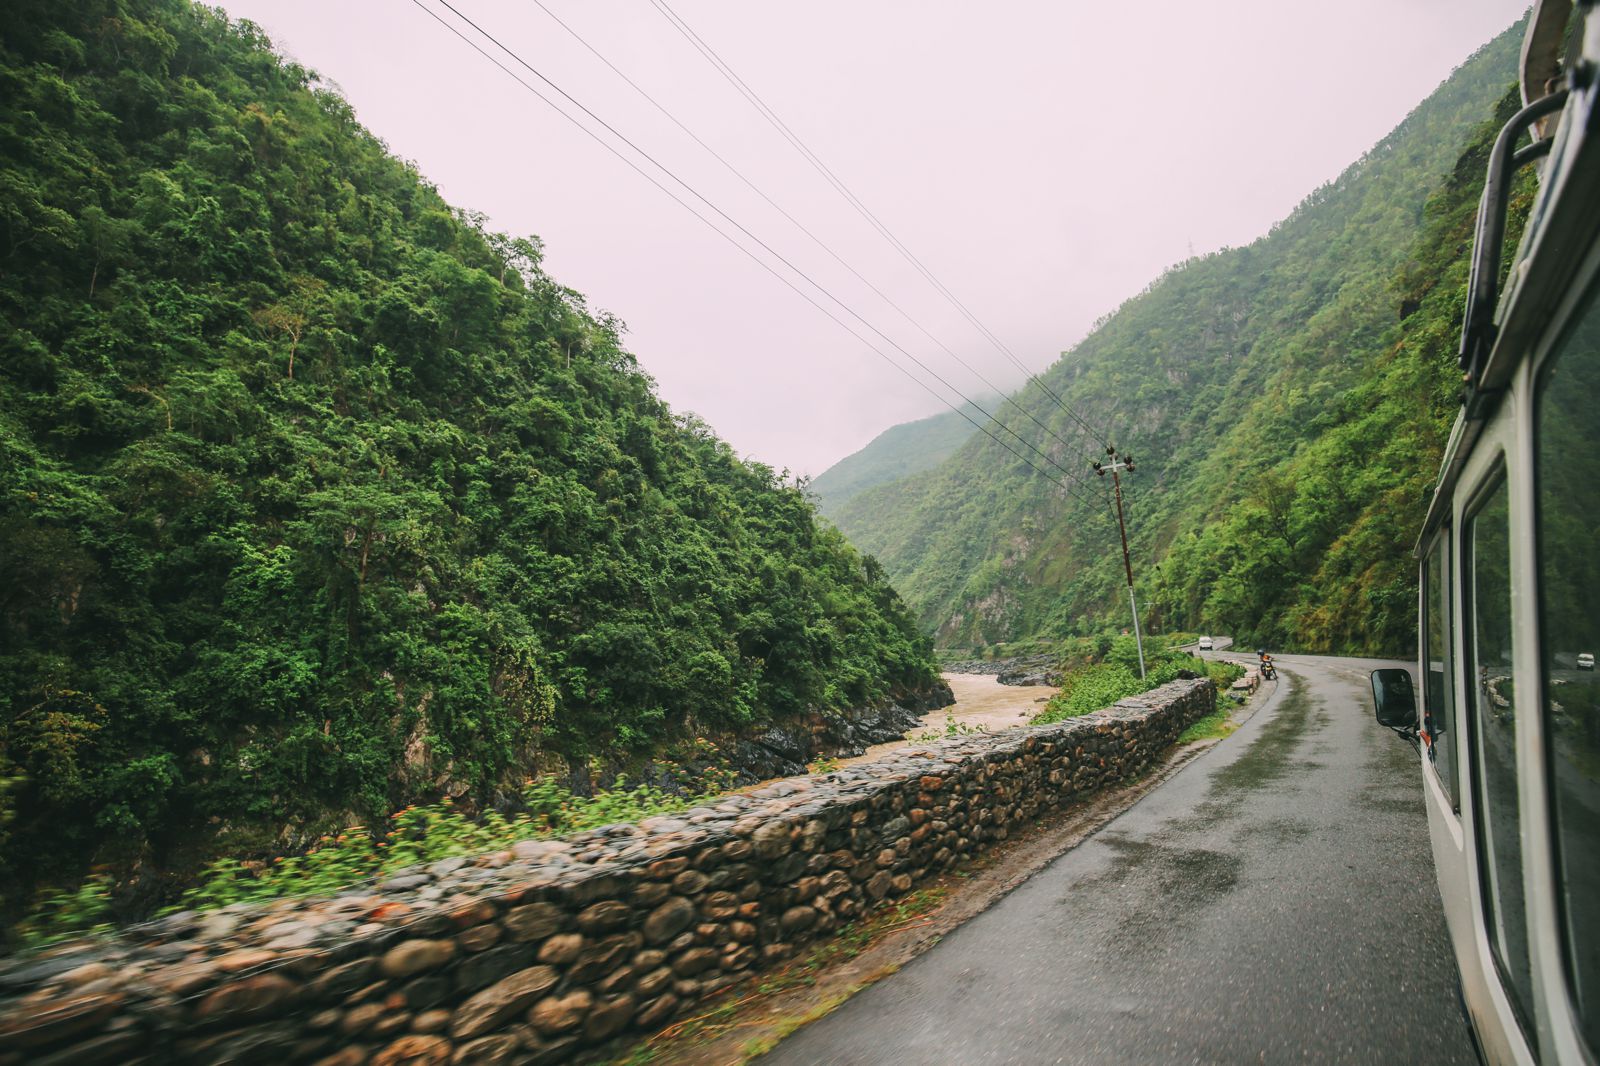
1466;476;1537;1041
1535;283;1600;1056
1423;533;1458;808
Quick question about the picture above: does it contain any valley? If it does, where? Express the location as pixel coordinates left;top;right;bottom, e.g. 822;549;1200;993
0;2;1566;1062
816;19;1528;657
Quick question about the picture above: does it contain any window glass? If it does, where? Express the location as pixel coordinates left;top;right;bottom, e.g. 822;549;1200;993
1424;534;1458;807
1536;285;1600;1055
1467;477;1536;1038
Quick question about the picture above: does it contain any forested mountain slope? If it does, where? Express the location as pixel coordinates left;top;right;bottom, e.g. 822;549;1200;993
808;397;992;516
831;20;1525;655
0;1;940;907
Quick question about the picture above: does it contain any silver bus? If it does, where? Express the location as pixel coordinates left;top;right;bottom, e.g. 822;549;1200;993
1372;2;1600;1061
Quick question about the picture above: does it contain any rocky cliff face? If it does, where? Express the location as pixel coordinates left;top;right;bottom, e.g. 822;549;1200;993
729;683;956;780
943;656;1061;687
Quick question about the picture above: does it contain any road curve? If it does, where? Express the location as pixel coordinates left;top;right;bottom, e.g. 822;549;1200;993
759;654;1477;1065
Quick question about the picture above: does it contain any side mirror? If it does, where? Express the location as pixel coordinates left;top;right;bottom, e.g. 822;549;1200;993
1370;669;1417;729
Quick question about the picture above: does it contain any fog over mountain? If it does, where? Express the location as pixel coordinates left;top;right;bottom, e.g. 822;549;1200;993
219;0;1530;474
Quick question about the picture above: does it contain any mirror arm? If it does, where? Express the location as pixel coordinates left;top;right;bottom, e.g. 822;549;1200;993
1387;724;1421;754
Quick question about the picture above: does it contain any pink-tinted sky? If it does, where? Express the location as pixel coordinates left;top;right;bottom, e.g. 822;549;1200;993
217;0;1529;475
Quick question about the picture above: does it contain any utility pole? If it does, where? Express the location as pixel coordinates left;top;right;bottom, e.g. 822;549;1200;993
1094;446;1146;679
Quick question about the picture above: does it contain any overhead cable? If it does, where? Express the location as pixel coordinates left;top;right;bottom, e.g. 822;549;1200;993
647;0;1113;449
420;0;1109;504
526;0;1099;480
406;0;1114;516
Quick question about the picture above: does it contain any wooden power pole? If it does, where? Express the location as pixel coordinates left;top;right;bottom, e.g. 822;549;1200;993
1094;446;1146;679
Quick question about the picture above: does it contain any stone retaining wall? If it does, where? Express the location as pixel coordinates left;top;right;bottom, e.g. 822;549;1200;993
0;678;1214;1066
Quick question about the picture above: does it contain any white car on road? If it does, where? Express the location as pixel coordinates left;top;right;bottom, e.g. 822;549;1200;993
1198;636;1214;651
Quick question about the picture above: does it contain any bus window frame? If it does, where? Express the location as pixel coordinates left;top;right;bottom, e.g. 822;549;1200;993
1459;461;1542;1049
1427;16;1600;1058
1528;268;1600;1064
1421;525;1461;813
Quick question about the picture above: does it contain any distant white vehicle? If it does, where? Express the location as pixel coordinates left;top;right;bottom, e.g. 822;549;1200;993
1579;652;1594;671
1197;636;1214;651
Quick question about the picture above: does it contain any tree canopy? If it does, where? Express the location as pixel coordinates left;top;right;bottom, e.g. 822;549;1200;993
0;0;939;914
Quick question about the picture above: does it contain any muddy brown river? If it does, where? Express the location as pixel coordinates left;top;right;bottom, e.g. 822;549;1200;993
839;672;1058;768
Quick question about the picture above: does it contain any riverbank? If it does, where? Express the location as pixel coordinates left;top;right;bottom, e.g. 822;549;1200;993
941;654;1061;686
838;673;1057;769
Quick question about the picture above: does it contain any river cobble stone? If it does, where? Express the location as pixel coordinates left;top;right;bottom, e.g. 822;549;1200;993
0;680;1212;1065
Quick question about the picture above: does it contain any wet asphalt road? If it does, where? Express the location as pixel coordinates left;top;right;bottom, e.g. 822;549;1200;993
760;655;1478;1065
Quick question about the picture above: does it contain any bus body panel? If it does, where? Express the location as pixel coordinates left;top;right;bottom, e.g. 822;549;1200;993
1438;399;1540;1066
1415;11;1600;1054
1509;233;1600;1066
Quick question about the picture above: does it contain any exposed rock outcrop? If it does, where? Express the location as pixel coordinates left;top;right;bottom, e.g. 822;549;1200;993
943;655;1061;686
729;682;953;778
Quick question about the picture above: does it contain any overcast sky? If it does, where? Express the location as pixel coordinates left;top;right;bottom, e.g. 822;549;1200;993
217;0;1529;476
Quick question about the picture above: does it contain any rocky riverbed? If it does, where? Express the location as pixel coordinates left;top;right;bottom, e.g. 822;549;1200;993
726;682;954;781
840;673;1057;769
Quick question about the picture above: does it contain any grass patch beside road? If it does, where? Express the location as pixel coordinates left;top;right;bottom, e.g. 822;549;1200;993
1032;636;1247;726
1179;708;1240;744
1177;658;1255;744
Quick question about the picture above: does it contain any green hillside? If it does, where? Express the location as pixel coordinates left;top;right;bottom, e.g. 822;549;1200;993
809;397;993;517
831;19;1526;656
0;0;940;910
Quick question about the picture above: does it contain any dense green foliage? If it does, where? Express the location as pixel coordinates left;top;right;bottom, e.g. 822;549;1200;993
808;397;992;515
831;21;1527;656
0;0;939;922
1031;636;1241;724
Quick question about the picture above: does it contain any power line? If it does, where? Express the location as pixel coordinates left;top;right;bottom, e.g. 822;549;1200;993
404;0;1113;517
433;0;1096;496
649;0;1109;449
525;0;1099;482
422;0;1106;502
647;0;1112;450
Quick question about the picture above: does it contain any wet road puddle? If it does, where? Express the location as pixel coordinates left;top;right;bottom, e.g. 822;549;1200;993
1206;672;1327;794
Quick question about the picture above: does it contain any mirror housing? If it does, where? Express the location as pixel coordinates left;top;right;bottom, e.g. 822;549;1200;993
1370;669;1418;729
